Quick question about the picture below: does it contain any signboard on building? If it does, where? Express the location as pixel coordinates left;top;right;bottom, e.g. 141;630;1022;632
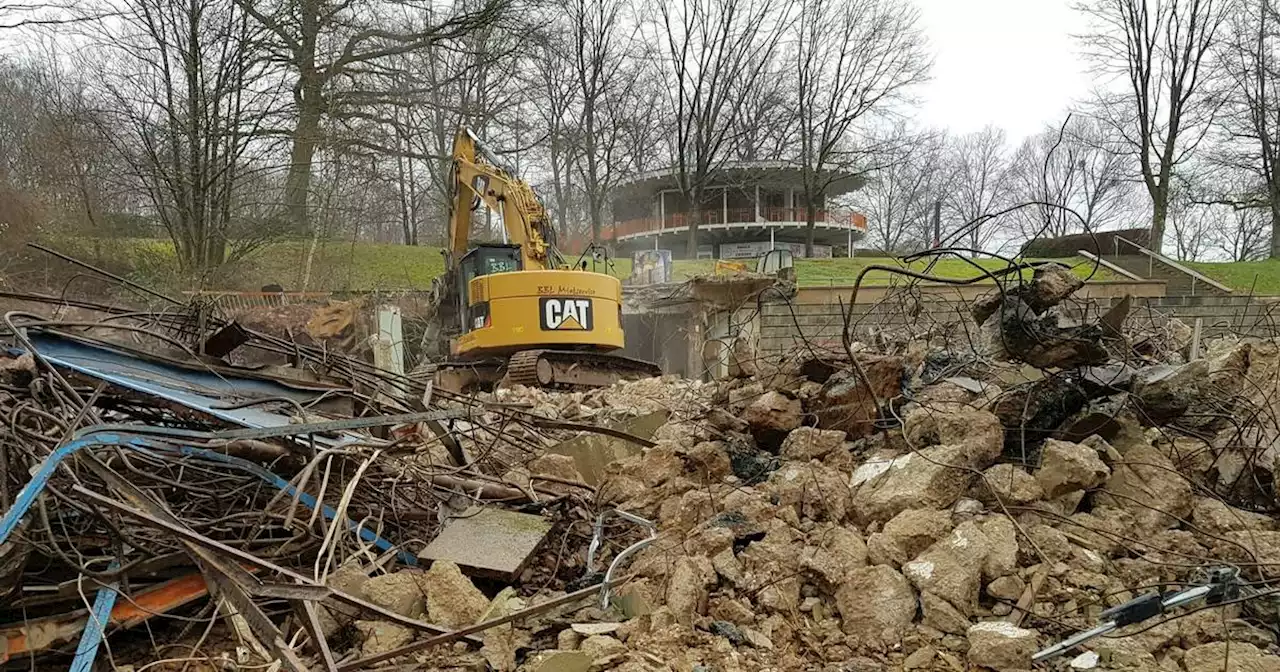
629;249;673;285
717;241;831;259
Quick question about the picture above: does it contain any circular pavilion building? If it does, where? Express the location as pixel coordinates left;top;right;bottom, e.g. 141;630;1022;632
605;162;867;260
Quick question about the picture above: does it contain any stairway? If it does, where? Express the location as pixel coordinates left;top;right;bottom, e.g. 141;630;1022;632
1089;240;1233;297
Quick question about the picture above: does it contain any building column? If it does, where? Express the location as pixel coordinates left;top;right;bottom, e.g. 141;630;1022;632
787;188;794;217
770;226;775;251
658;191;665;228
754;185;760;221
722;188;728;225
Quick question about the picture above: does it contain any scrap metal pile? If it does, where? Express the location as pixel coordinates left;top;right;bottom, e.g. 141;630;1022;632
0;260;682;670
4;253;1280;671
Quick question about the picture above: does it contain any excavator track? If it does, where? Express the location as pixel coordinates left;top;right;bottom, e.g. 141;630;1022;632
506;349;662;389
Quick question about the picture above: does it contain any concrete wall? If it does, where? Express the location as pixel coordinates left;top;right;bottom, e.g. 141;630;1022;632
758;292;1280;355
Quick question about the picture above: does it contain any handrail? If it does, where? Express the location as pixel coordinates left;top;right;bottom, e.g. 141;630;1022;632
1076;249;1147;281
606;209;867;240
1113;236;1233;294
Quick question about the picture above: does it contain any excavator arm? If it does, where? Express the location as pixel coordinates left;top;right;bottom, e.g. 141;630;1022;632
448;128;561;272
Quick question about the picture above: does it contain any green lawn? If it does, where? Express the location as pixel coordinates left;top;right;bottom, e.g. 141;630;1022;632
1185;259;1280;295
41;237;1115;292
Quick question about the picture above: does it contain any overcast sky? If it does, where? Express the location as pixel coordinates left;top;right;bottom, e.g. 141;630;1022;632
912;0;1093;140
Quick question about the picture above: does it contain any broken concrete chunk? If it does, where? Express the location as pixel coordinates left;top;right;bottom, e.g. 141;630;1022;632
480;588;529;671
634;442;685;487
851;444;977;524
1191;497;1274;535
326;563;371;599
524;453;587;495
579;634;626;661
977;463;1044;505
985;575;1025;602
1024;263;1086;313
903;405;1004;465
1094;442;1193;536
686;441;731;483
363;571;426;619
707;407;749;433
1035;439;1109;498
740;625;774;649
1132;343;1249;428
1182;642;1280;672
780;426;847;461
665;555;715;625
866;508;953;567
835;565;917;651
966;621;1039;670
902;521;990;615
355;620;414;657
522;650;591;672
417;560;489;629
812;357;904;438
767;461;851;522
557;629;581;651
709;597;755;625
920;590;972;635
727;381;765;410
1061;508;1132;556
743;390;803;451
980;515;1019;581
1214;531;1280;579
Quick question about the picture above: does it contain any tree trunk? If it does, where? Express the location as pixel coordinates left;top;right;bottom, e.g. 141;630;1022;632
687;202;701;258
284;76;322;234
1270;200;1280;259
804;199;816;257
1149;189;1169;254
587;190;603;246
397;154;412;245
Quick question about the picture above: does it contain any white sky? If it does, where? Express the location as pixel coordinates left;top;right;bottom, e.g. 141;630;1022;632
912;0;1093;140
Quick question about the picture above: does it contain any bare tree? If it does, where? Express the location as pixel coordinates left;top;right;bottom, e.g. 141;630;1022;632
231;0;514;233
83;0;277;272
1207;0;1280;257
848;126;948;253
392;19;526;243
647;0;790;257
1007;117;1138;239
793;0;928;256
565;0;638;244
729;69;795;162
1077;0;1229;252
1166;182;1215;259
1218;200;1272;259
530;27;580;241
0;1;105;29
942;126;1011;250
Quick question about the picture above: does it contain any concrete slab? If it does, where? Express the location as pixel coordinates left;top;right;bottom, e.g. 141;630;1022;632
418;507;552;581
549;410;669;485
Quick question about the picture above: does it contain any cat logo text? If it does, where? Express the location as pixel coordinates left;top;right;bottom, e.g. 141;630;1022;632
539;297;593;331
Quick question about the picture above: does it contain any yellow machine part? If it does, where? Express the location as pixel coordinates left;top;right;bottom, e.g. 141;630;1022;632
452;270;625;357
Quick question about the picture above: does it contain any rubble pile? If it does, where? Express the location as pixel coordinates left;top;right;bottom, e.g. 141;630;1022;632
2;258;1280;671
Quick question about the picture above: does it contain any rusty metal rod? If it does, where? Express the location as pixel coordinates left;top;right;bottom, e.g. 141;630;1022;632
336;575;632;671
70;486;479;643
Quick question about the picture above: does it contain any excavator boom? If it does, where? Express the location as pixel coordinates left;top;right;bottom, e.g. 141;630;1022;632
448;129;560;272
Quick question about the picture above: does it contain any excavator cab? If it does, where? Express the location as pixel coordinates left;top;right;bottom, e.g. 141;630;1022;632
455;245;521;332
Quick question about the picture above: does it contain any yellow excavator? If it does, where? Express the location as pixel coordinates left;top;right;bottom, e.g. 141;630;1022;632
420;129;661;390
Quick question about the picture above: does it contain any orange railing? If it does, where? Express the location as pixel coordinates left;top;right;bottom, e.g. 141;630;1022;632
603;208;867;240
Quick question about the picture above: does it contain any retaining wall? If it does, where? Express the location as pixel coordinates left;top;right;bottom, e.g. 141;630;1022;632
757;290;1280;355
